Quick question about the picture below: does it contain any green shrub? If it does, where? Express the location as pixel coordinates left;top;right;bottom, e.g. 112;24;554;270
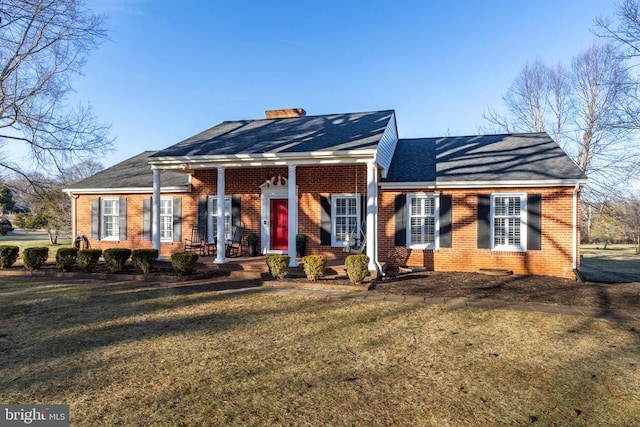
0;218;13;236
103;248;132;273
77;249;102;272
55;247;78;271
132;249;158;275
23;247;49;270
345;254;370;284
266;255;290;280
171;252;199;276
0;245;19;268
302;254;327;281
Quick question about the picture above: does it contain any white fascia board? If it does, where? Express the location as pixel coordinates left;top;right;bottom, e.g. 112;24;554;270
150;151;378;170
149;150;377;168
63;186;191;195
379;179;588;190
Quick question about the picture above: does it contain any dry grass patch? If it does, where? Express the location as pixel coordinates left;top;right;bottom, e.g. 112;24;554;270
1;280;639;426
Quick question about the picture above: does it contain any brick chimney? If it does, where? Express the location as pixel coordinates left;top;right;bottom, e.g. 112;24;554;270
265;108;307;119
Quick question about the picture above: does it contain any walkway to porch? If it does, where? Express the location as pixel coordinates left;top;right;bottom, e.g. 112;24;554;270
196;255;352;280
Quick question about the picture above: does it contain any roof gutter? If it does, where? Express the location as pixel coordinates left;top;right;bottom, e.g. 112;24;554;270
379;179;588;190
63;185;191;195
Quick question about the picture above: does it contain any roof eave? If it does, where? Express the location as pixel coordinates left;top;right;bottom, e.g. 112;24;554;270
149;149;378;169
63;185;191;195
379;179;588;190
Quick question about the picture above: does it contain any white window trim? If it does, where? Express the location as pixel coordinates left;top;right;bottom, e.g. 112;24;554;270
208;195;232;243
490;193;527;252
406;193;439;250
101;197;119;241
159;197;173;242
331;193;361;247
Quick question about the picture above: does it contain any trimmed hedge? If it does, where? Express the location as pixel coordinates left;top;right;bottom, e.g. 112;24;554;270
23;247;49;270
56;247;78;271
0;245;19;268
171;252;199;276
266;255;290;280
78;249;102;272
302;254;327;281
103;248;132;273
345;254;370;284
132;249;158;275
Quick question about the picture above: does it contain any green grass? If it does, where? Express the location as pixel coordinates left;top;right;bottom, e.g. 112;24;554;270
0;230;72;263
1;281;639;426
581;244;640;281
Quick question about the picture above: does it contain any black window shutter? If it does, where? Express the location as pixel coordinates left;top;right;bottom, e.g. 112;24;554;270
320;195;331;245
119;198;127;240
394;194;407;246
142;197;151;241
198;197;207;232
91;198;100;240
527;193;542;250
232;196;241;227
439;194;452;248
173;197;182;242
477;194;491;249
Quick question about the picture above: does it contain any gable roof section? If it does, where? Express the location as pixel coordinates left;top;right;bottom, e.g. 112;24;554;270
64;151;190;193
150;110;395;160
382;133;587;188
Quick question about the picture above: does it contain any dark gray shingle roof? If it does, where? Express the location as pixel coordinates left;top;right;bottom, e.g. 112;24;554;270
66;151;189;190
151;110;395;158
383;133;586;183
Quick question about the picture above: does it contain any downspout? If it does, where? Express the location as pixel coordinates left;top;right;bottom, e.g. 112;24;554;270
374;189;384;276
572;183;579;270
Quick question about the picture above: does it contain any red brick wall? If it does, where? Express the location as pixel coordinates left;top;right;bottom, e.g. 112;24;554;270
73;167;580;278
74;192;191;256
191;165;367;260
379;187;580;279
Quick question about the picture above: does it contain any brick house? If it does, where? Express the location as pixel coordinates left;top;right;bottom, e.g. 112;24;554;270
64;108;587;278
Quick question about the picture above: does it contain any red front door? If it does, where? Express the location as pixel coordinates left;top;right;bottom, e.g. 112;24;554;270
270;199;288;250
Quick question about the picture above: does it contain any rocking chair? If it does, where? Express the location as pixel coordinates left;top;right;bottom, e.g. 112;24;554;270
226;226;244;257
184;226;215;256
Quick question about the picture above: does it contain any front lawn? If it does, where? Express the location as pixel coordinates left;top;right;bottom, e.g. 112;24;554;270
1;280;639;426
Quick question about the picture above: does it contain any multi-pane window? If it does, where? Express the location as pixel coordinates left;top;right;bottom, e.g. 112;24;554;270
160;198;173;241
102;198;119;240
209;196;232;241
492;194;525;251
409;195;436;247
332;195;359;246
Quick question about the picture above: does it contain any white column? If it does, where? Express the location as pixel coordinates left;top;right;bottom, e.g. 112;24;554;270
214;167;228;264
366;161;378;272
152;168;161;252
288;165;299;267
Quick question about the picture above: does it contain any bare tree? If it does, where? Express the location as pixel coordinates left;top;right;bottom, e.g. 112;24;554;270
595;0;640;58
59;159;103;185
615;196;640;253
483;42;639;199
571;43;636;188
0;0;112;182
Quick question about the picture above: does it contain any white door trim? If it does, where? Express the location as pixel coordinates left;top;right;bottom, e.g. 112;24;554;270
260;176;296;254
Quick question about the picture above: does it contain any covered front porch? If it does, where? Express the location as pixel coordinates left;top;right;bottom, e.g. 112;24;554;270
149;161;383;273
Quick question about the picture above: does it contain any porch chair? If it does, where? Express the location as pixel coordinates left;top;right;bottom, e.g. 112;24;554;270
343;220;366;254
226;226;244;257
184;226;215;256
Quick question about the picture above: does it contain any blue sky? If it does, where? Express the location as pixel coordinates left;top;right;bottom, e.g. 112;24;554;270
77;0;616;168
